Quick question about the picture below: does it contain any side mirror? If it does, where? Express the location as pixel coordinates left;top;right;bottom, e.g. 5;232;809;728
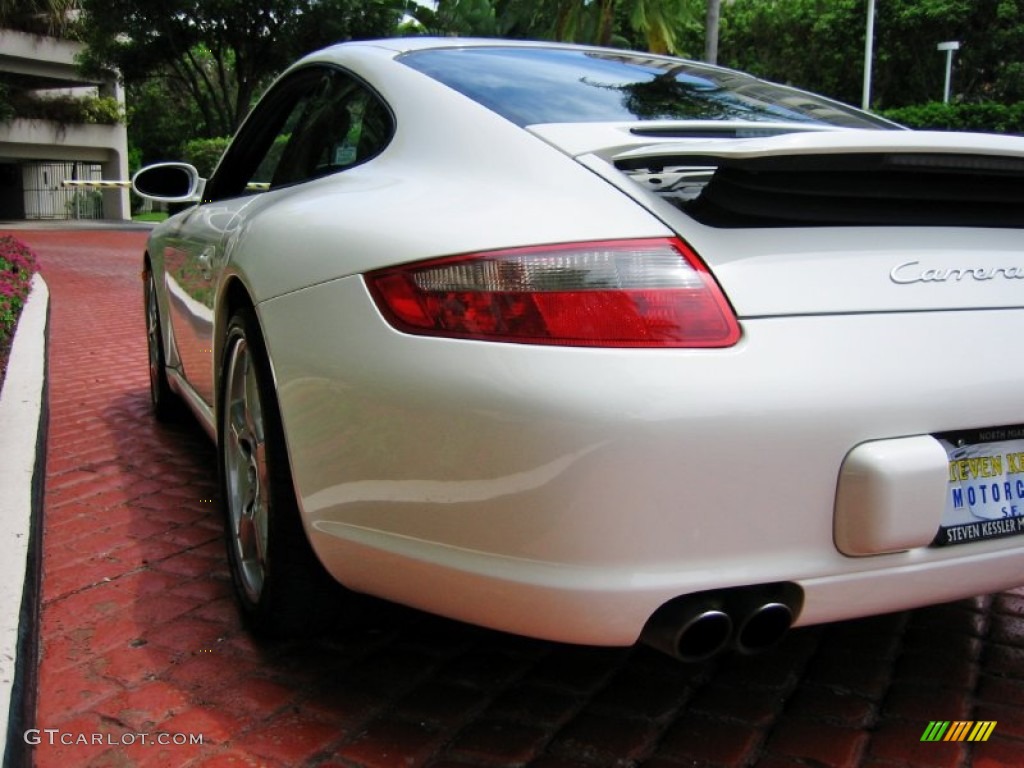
132;162;205;203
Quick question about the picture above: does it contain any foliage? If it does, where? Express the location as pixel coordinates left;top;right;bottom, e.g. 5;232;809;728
719;0;1024;109
0;236;38;348
4;90;123;125
181;137;232;178
77;95;123;124
76;0;1024;159
0;0;79;36
127;144;143;174
881;101;1024;134
626;0;703;54
406;0;705;54
408;0;500;36
0;84;14;123
126;77;207;166
64;189;103;218
77;0;407;139
719;0;863;105
401;0;1022;94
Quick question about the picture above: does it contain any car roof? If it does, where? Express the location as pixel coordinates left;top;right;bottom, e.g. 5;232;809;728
336;36;732;64
333;37;601;54
319;36;744;79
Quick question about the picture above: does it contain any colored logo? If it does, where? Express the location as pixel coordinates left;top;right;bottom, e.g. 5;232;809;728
921;721;997;742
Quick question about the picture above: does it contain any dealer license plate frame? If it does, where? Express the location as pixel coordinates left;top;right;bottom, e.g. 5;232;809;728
933;425;1024;547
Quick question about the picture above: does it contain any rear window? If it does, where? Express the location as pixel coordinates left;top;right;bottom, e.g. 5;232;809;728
400;47;891;130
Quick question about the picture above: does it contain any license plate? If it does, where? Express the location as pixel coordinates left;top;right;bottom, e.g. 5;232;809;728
934;426;1024;547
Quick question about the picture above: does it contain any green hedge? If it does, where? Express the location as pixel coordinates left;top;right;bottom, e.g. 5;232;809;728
880;102;1024;135
181;134;289;179
181;137;232;178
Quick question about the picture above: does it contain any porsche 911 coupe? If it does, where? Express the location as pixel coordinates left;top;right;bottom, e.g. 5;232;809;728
134;37;1024;661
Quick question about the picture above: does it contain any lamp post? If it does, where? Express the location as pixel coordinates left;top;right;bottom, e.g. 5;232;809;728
862;0;875;110
937;41;961;103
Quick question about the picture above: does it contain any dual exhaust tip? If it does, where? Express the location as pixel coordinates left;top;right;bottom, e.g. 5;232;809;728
640;583;803;663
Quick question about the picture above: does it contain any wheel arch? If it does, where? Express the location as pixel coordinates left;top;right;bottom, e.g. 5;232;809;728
215;276;258;412
216;287;341;634
214;275;294;487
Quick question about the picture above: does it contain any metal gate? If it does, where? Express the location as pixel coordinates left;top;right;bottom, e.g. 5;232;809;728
22;161;104;220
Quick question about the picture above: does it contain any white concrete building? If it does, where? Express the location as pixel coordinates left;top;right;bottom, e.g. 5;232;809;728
0;28;129;220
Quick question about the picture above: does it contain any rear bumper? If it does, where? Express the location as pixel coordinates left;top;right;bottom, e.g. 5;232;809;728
308;519;1024;647
260;277;1024;646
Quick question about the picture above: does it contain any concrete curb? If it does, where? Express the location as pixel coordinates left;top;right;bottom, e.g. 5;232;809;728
0;274;50;767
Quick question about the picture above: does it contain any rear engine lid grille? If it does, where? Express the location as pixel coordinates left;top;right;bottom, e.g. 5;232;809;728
686;153;1024;228
615;131;1024;229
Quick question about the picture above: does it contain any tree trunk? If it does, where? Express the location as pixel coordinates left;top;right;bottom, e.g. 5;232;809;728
597;0;616;47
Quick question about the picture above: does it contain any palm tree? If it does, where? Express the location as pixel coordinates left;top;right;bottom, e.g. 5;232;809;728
630;0;682;54
417;1;715;59
544;0;697;53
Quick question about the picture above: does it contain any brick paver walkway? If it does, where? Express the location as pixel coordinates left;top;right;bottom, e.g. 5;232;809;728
6;227;1024;767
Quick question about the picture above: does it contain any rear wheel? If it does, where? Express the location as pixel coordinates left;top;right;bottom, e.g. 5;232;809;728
219;307;341;637
144;268;181;422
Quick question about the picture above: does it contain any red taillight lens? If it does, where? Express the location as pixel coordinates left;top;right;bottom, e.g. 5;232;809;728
366;238;740;347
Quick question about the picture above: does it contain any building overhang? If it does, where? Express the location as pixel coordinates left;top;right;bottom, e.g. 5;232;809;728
0;119;125;164
0;29;109;88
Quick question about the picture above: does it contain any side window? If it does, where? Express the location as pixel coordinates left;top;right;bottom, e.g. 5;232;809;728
203;67;393;202
271;74;393;188
249;91;315;187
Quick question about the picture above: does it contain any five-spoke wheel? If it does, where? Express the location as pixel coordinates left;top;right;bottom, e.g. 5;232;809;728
219;308;341;637
222;328;270;604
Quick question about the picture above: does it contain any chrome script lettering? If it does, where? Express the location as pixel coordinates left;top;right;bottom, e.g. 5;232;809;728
891;260;1024;284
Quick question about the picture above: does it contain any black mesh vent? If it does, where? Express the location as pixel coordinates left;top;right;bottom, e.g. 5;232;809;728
619;152;1024;228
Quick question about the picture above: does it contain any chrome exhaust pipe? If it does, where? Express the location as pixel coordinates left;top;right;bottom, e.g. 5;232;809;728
733;601;794;655
640;597;733;663
641;583;803;662
727;582;802;655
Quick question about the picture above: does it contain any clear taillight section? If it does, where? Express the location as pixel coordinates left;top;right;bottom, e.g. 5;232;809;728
366;238;740;347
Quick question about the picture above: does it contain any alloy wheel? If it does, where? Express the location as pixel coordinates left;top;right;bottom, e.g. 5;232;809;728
145;274;162;405
223;331;270;604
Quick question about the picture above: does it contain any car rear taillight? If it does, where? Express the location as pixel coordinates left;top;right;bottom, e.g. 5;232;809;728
366;238;740;347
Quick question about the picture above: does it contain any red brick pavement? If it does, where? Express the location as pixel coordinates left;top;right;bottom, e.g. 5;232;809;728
6;226;1024;767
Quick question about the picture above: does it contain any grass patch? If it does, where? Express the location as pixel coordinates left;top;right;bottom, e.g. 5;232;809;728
133;212;169;222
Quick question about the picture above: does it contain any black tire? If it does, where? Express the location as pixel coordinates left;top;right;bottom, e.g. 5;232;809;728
218;307;342;638
144;268;182;422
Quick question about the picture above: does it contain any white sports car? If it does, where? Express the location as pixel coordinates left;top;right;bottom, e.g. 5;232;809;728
135;37;1024;662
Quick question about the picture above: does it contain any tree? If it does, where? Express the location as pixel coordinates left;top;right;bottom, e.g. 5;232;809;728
718;0;1024;109
628;0;703;54
77;0;405;139
404;0;704;55
125;77;207;165
719;0;865;105
411;0;1023;110
0;0;77;35
75;0;1024;159
406;0;500;36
